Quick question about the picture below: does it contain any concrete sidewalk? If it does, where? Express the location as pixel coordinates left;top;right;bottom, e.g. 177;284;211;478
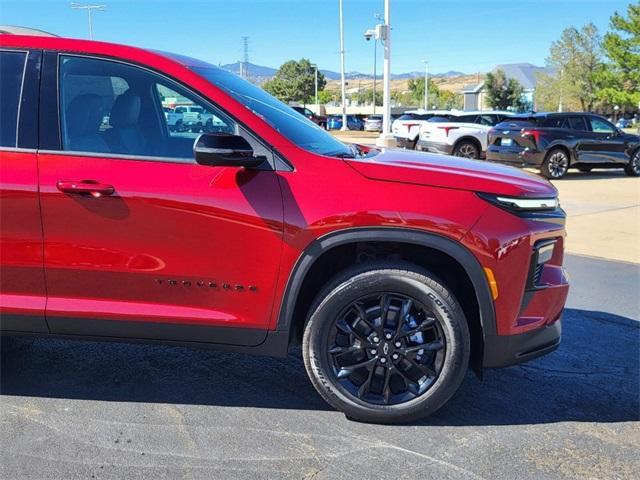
552;172;640;264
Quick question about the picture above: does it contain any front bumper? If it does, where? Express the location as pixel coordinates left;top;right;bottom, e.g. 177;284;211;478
394;136;416;148
483;319;561;368
486;146;545;166
416;139;454;155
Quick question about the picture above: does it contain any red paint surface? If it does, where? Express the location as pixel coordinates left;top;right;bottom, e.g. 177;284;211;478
0;34;568;339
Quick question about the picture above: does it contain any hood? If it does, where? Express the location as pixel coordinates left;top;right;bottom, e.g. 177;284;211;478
347;149;557;197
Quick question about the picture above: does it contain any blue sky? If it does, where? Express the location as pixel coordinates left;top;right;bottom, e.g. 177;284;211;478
0;0;632;74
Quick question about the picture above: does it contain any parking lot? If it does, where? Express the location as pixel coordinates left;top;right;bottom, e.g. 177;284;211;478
1;168;638;479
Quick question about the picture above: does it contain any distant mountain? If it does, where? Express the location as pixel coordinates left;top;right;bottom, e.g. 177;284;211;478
220;61;467;82
220;62;277;81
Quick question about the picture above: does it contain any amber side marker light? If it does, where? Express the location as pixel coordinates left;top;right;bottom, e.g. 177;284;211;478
484;267;499;300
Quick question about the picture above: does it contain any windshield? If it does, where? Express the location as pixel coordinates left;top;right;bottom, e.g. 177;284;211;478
191;66;353;157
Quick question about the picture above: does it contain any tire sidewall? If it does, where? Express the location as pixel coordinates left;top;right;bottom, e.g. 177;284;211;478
303;266;470;423
542;148;569;179
454;141;479;159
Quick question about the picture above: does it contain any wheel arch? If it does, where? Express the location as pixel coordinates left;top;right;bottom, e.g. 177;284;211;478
277;227;497;373
546;142;574;165
453;136;482;155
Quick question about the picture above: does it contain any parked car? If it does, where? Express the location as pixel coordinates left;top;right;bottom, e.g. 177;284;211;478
487;112;640;179
616;118;632;129
392;110;451;149
163;107;185;132
1;32;569;424
292;106;327;129
417;111;513;159
326;114;364;131
364;115;382;132
174;105;205;131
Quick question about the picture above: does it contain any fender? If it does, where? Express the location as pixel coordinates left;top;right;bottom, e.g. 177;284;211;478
276;227;497;338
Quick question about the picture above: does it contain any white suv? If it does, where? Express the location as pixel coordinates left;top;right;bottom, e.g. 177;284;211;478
417;111;513;158
391;110;450;149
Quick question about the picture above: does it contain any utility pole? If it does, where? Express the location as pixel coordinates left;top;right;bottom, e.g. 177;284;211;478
423;60;428;110
338;0;348;131
377;0;393;146
240;36;249;79
70;3;106;40
372;37;377;115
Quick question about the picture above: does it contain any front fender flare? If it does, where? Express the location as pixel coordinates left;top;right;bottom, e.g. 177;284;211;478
276;227;497;339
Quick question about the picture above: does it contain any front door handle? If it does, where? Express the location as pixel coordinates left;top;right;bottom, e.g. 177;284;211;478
56;180;115;197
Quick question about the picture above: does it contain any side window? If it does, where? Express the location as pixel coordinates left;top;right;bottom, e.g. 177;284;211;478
456;115;478;123
543;117;563;128
565;116;588;131
0;51;27;147
59;55;237;160
478;115;498;126
589;117;616;134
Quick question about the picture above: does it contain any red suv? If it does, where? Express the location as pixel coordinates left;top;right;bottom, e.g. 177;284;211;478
0;34;569;423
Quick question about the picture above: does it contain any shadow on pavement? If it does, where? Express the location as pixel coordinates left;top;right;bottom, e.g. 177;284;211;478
1;308;638;425
555;170;633;181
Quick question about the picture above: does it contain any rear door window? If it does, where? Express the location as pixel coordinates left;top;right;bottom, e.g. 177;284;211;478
0;51;27;147
565;116;589;131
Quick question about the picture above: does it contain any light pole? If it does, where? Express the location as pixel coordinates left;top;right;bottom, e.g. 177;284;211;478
311;63;319;111
376;0;393;146
70;3;106;40
364;27;378;115
338;0;348;131
423;60;429;110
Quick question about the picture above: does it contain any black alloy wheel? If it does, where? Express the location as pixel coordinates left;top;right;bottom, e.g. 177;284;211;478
303;262;470;424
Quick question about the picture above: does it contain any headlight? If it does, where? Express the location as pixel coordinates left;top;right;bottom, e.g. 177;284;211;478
477;193;559;213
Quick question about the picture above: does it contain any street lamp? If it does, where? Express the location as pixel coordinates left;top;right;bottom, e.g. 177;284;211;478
364;13;383;116
338;0;348;131
376;0;393;147
310;63;319;111
70;3;106;40
423;60;428;111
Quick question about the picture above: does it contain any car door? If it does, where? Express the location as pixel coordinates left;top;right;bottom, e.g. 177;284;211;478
0;49;48;333
586;116;629;164
37;53;284;345
563;115;600;163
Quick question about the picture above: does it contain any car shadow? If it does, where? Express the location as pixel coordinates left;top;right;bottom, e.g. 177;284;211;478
1;308;638;425
553;169;634;181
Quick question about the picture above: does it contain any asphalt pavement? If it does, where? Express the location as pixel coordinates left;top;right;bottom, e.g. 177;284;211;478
0;253;638;479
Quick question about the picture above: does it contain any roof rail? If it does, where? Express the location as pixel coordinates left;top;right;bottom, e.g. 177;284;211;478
0;25;58;37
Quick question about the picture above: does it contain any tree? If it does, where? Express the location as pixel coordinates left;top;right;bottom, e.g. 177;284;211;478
404;77;463;109
539;23;603;112
597;2;640;111
263;59;326;104
484;70;527;111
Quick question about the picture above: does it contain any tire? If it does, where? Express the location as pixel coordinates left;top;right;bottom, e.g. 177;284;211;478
453;140;480;159
624;149;640;177
541;148;570;179
302;261;470;424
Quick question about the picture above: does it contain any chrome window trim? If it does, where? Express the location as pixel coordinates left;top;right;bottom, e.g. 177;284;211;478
37;149;195;164
0;147;38;154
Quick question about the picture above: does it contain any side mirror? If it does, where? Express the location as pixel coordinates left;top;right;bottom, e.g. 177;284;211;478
193;133;264;168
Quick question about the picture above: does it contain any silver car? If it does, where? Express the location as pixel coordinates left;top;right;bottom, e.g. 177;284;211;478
364;115;382;132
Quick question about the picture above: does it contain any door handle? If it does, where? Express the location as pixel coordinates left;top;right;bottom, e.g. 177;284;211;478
56;180;115;197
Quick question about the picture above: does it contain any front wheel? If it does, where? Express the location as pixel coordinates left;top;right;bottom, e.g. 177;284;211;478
541;148;570;179
302;262;470;424
624;150;640;177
